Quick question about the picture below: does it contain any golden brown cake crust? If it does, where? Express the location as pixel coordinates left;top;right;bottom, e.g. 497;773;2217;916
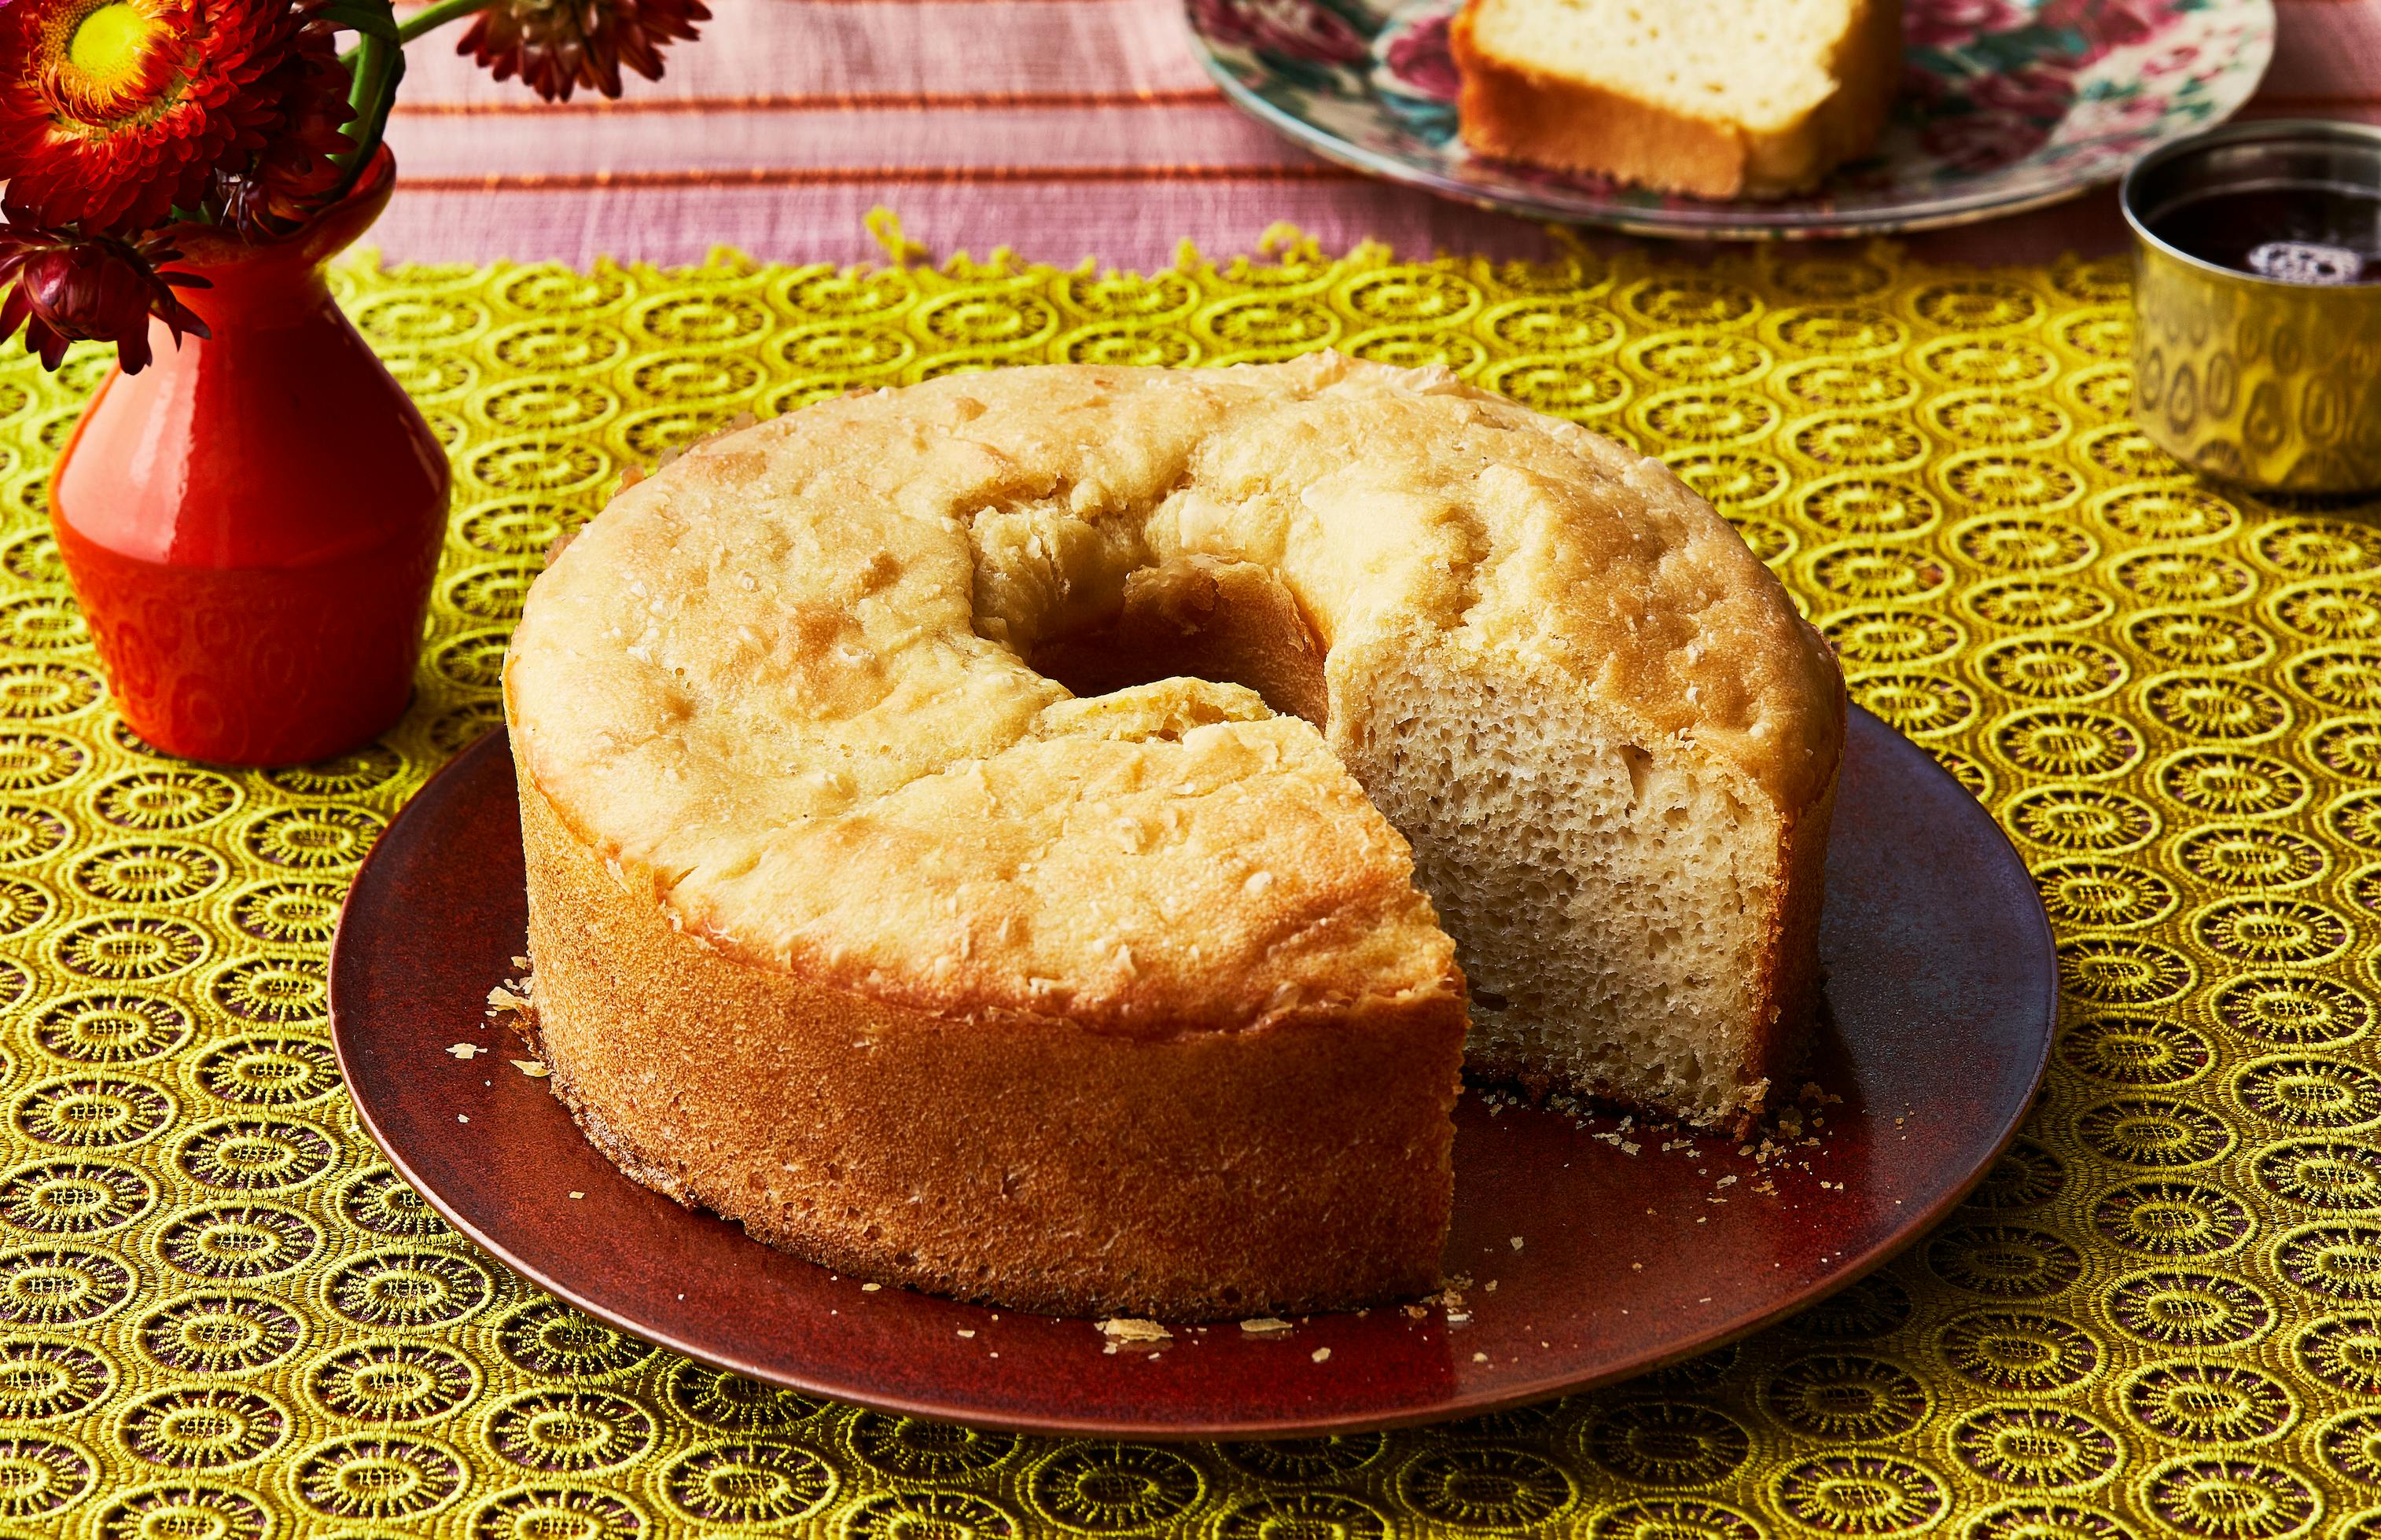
518;766;1465;1320
1449;0;1903;199
1448;26;1750;199
504;356;1843;1312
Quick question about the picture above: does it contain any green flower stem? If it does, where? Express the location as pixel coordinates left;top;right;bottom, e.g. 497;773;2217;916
331;0;404;66
325;0;486;203
326;1;408;204
393;0;499;45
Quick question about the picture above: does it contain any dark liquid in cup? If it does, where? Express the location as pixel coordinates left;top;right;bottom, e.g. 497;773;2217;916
2147;186;2381;285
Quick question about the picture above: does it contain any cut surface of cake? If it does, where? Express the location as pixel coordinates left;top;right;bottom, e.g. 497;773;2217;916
503;355;1846;1317
1450;0;1904;197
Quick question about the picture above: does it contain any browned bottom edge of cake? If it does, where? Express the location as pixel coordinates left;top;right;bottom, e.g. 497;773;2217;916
513;1005;1445;1323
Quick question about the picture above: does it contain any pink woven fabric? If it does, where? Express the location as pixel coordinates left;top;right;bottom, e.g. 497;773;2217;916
375;0;2381;268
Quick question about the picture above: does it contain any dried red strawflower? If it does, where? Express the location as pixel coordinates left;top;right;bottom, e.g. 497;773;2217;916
212;19;357;236
458;0;712;102
0;222;209;373
0;0;303;234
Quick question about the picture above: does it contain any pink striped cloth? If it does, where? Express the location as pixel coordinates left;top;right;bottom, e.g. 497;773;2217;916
374;0;2381;270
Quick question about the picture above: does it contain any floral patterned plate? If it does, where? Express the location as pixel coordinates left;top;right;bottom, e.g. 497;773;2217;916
1186;0;2276;237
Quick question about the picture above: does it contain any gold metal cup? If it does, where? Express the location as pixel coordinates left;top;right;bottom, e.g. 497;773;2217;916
2121;119;2381;494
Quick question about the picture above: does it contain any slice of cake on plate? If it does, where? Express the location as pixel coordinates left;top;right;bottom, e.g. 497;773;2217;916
1450;0;1904;197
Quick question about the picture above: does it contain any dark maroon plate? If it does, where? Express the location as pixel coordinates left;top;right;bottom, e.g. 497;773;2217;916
331;707;2053;1439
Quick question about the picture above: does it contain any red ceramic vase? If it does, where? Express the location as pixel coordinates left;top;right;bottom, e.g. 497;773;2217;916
49;149;450;767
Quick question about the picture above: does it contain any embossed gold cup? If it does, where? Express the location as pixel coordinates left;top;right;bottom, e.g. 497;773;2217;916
2120;119;2381;494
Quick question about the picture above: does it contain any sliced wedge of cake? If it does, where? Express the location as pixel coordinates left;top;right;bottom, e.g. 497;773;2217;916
1450;0;1904;198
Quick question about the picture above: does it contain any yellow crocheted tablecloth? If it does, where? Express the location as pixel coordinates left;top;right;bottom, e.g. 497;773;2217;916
0;232;2379;1540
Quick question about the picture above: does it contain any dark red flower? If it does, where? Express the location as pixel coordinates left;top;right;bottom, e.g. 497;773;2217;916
0;221;209;373
458;0;711;103
212;20;357;236
0;0;303;235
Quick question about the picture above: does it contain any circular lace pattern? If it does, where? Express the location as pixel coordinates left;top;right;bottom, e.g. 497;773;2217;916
0;1434;97;1520
2213;975;2373;1047
2108;1270;2276;1351
0;1334;113;1421
2272;583;2381;644
68;841;226;906
484;1389;658;1472
1934;1310;2102;1395
2005;786;2158;851
1994;713;2146;781
2119;1362;2294;1446
291;1432;469;1520
2171;823;2328;889
2139;1457;2318;1540
1666;449;1790;513
0;1244;134;1326
1956;514;2097;574
134;1290;304;1375
89;768;237;831
2154;750;2312;820
190;1035;339;1106
2058;1015;2212;1088
2112;550;2258;607
1397;1446;1573;1528
2140;674;2291;742
2058;941;2195;1008
1927;1226;2085;1299
1773;1452;1949;1534
1761;1355;1929;1440
2316;1407;2381;1486
2034;861;2177;930
6;1064;167;1148
2073;1098;2232;1168
0;1157;155;1235
659;1438;837;1525
2091;1181;2252;1257
153;1203;322;1281
1971;1140;2068;1210
116;1386;288;1469
468;1484;649;1540
1965;1500;2143;1540
846;1411;1013;1477
1582;1400;1751;1485
1967;579;2114;630
1823;609;1966;667
50;916;206;982
307;1340;480;1424
338;1167;454;1241
171;1117;337;1194
1945;1404;2122;1490
2254;1139;2381;1214
325;1250;493;1331
2233;1055;2381;1130
494;1299;655;1380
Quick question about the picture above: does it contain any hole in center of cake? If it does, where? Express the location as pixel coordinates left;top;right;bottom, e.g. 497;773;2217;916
1029;554;1330;730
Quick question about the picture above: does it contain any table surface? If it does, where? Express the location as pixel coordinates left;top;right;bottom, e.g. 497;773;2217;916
376;0;2381;273
11;237;2380;1539
10;13;2381;1532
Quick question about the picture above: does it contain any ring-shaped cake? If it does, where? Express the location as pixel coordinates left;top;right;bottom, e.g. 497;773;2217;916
505;355;1844;1318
